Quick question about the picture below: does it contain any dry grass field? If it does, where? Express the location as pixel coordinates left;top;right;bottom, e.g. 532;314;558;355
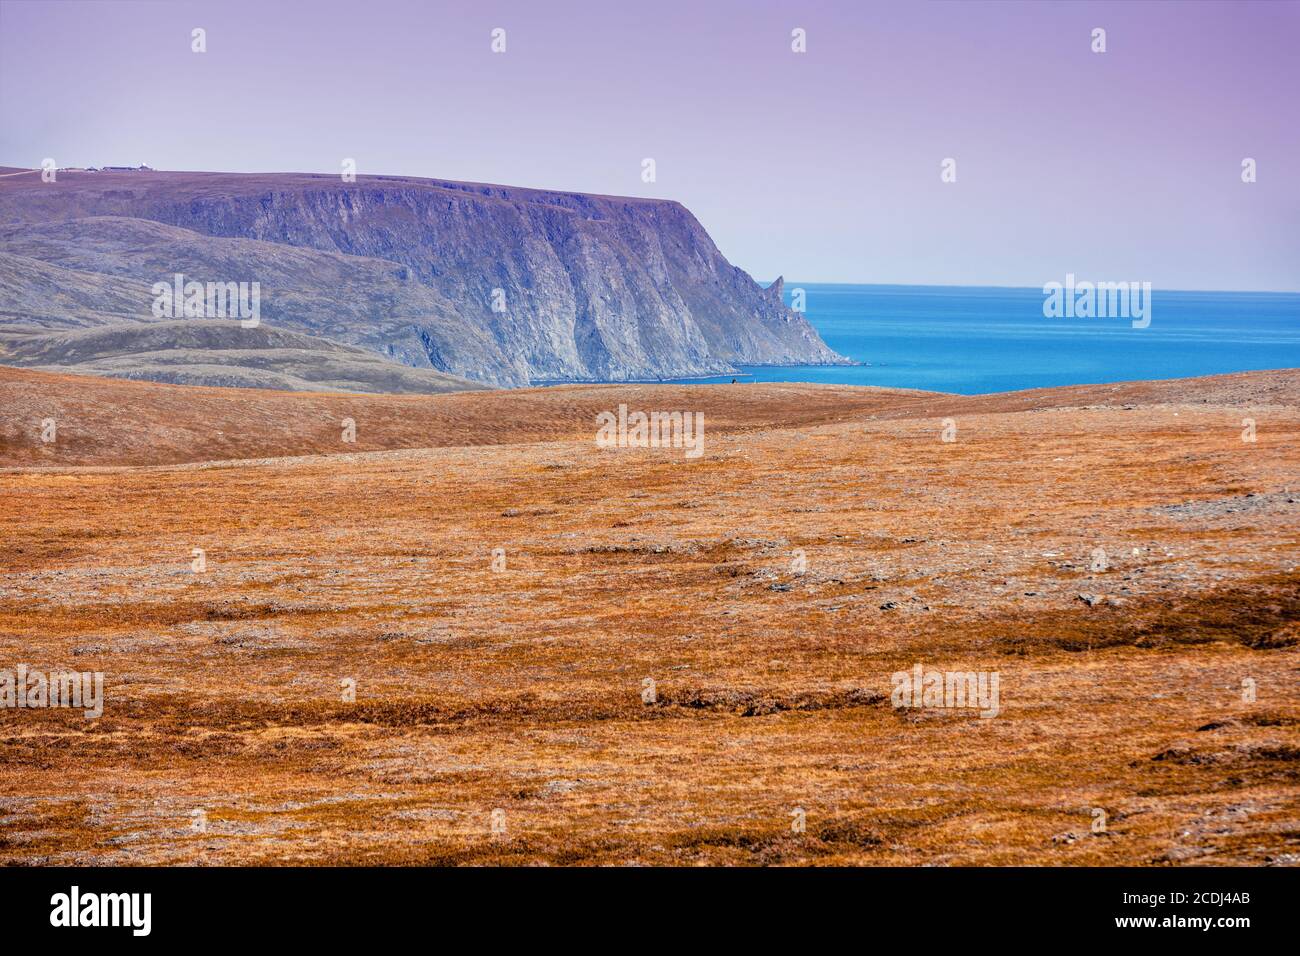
1;366;1297;865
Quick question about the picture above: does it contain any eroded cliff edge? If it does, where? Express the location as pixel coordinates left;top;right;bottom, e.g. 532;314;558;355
0;169;849;388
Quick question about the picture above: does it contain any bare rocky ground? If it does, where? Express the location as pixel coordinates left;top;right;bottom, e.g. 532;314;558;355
0;367;1296;865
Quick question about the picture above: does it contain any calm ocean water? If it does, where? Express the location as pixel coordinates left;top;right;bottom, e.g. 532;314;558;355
676;284;1300;394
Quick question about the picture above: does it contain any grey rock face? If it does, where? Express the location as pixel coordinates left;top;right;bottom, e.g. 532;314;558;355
0;170;848;387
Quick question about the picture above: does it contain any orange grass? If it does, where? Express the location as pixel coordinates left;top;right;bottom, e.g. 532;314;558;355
1;368;1297;865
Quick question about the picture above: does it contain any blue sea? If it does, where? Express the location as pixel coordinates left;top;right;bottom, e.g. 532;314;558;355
677;284;1300;394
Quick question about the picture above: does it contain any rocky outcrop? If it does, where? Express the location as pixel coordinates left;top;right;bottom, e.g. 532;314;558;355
0;169;847;386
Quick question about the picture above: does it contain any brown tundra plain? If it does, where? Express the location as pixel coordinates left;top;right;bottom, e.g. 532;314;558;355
0;365;1297;866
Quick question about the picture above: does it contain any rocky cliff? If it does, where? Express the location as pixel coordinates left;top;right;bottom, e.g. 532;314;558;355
0;168;847;388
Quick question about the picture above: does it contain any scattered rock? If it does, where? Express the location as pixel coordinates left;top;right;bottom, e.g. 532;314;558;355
1151;491;1297;520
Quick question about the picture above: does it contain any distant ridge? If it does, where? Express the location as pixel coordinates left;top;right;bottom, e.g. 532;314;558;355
2;366;1293;469
0;167;848;390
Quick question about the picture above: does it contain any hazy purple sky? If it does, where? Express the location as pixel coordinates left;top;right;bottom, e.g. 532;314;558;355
2;0;1296;290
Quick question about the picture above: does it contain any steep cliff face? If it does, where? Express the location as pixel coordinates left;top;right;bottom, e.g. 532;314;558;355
0;169;847;386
